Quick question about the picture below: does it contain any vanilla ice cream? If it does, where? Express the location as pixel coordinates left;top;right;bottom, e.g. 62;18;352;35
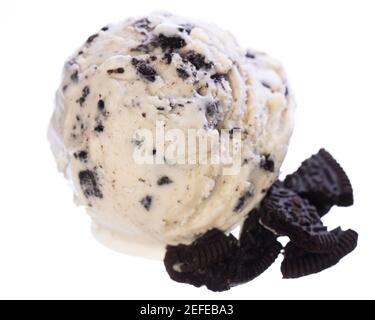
48;12;295;257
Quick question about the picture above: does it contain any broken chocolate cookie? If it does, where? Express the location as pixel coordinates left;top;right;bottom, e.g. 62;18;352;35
260;182;338;253
164;229;239;291
79;170;103;199
281;228;358;279
235;210;282;284
132;58;157;82
284;149;354;216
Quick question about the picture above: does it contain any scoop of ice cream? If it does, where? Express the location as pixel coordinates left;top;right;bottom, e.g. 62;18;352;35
48;12;296;254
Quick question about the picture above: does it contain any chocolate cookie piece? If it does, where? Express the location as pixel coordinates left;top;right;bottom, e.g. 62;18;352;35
260;154;275;172
235;210;282;284
260;182;338;253
133;18;153;31
284;149;354;216
86;33;99;44
157;176;173;186
183;51;212;70
107;67;125;75
131;58;157;82
74;150;88;162
97;99;105;112
162;52;173;64
240;209;278;249
94;123;104;133
281;228;358;279
70;70;79;82
140;195;152;211
156;34;186;50
164;229;239;291
165;229;238;273
183;230;238;272
178;24;193;35
176;67;189;80
164;252;235;292
164;245;206;288
76;86;90;106
210;73;225;83
202;255;239;292
203;213;282;290
234;242;282;285
78;170;103;199
233;190;253;212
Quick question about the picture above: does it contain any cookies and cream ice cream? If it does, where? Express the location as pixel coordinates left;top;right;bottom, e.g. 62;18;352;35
48;12;296;256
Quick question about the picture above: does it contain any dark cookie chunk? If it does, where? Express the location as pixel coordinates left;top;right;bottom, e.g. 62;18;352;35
140;195;152;211
76;86;90;106
235;210;282;284
228;127;240;139
164;245;206;288
246;52;256;59
205;101;222;128
234;243;282;286
202;254;240;292
74;150;88;162
94;123;104;132
70;70;79;82
163;149;357;290
234;190;253;212
261;82;272;90
260;154;275;172
156;34;186;50
183;51;212;70
210;73;225;83
101;26;109;32
176;67;189;80
260;182;338;253
164;216;282;291
284;149;354;217
132;58;157;82
162;53;173;64
86;34;99;44
178;24;193;34
281;228;358;279
157;176;173;186
205;101;219;117
107;67;125;75
97;99;105;112
79;170;103;199
134;18;153;31
181;230;238;272
240;210;278;248
164;229;239;291
285;86;289;97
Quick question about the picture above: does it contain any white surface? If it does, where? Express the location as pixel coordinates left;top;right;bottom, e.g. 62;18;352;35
0;0;374;300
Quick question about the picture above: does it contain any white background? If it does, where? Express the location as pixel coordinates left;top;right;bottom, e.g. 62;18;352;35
0;0;374;300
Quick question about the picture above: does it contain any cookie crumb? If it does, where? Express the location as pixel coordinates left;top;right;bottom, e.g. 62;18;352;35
157;176;173;186
176;67;189;80
140;195;153;211
86;34;99;44
260;154;275;172
132;58;157;82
